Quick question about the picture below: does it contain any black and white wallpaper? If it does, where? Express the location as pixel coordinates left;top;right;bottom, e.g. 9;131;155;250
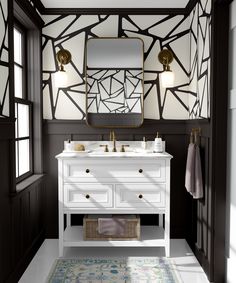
27;0;41;16
42;14;191;120
0;0;9;118
189;0;211;119
87;69;143;114
42;0;212;120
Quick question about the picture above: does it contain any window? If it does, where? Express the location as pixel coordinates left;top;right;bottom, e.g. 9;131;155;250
14;24;33;182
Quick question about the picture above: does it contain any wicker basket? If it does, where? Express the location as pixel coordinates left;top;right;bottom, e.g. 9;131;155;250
83;215;140;241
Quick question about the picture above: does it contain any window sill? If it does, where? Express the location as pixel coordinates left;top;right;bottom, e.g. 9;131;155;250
16;174;44;193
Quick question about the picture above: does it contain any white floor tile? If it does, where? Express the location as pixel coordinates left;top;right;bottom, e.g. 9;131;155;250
19;239;209;283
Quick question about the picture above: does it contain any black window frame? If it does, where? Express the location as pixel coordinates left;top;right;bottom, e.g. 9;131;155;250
14;21;33;183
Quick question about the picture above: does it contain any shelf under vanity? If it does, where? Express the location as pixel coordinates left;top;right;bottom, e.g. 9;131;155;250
63;225;165;247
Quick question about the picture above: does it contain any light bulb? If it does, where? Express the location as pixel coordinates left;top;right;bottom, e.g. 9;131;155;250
160;70;175;88
55;70;68;87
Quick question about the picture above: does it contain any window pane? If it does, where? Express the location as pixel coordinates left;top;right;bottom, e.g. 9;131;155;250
15;142;19;178
14;28;22;65
19;139;30;176
18;104;29;138
14;65;23;98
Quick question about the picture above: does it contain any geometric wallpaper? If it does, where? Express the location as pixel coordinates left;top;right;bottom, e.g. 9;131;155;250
87;69;143;114
189;0;212;119
42;1;211;120
42;14;191;120
0;0;9;118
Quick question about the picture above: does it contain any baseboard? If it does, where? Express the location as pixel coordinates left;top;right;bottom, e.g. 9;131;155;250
193;243;211;282
6;230;45;283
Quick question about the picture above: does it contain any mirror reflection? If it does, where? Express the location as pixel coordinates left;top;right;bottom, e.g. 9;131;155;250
86;38;144;128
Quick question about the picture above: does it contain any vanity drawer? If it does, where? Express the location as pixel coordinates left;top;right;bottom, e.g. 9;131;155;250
115;184;166;208
64;184;113;208
63;160;166;182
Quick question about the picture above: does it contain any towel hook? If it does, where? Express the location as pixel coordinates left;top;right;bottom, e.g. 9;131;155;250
191;127;201;145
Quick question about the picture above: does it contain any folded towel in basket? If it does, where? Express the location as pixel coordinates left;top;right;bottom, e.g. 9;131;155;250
98;218;126;236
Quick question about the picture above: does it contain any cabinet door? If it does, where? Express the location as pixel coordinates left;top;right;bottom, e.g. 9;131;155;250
116;183;166;208
64;184;113;208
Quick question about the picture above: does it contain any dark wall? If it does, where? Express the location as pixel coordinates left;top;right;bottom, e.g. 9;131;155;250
43;119;203;239
43;118;218;280
0;122;45;283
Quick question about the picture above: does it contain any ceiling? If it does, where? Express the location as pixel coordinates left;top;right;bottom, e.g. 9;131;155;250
40;0;189;9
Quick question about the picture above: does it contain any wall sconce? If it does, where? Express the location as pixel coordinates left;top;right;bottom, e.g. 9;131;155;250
158;49;175;88
55;49;72;87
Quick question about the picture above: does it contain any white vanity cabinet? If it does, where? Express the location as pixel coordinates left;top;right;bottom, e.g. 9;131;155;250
56;151;172;257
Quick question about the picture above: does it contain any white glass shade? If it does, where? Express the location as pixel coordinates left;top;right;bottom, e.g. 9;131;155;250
160;70;175;88
55;70;68;87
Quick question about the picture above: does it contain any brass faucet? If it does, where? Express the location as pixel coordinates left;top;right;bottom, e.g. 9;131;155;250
110;130;117;152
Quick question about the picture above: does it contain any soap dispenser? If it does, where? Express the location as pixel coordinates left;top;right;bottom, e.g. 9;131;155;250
141;136;147;150
153;132;163;153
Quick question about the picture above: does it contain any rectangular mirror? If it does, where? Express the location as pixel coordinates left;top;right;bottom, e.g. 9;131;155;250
86;38;144;128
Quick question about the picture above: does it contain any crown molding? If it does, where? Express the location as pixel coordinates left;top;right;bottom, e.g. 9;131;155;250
41;7;188;15
30;0;195;15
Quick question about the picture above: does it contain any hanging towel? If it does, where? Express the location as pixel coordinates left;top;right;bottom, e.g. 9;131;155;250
185;143;203;199
185;143;195;194
97;218;126;236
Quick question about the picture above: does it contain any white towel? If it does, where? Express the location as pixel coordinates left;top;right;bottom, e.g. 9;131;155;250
185;143;203;199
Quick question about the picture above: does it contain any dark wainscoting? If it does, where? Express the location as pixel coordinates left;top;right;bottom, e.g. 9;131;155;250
43;119;209;241
0;122;45;283
185;120;212;278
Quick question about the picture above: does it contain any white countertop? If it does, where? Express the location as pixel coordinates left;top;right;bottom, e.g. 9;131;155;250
56;141;173;159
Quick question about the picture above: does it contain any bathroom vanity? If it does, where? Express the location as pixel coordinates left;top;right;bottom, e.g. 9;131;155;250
56;142;172;257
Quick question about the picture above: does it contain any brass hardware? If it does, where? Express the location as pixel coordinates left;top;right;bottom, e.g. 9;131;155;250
158;49;174;70
85;169;90;173
190;127;201;145
85;194;90;199
139;169;143;173
138;194;143;199
56;49;72;66
110;130;117;152
120;145;130;152
100;144;109;152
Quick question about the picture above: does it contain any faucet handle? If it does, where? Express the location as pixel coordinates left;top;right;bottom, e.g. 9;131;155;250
120;144;130;152
100;144;109;152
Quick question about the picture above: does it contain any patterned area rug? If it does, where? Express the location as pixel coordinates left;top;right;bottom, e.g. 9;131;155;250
47;257;182;283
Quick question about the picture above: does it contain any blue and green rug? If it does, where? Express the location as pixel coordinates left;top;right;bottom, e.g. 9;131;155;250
47;257;182;283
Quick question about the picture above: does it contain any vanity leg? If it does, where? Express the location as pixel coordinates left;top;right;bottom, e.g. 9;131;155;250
58;211;64;257
58;160;64;257
67;213;71;227
165;160;170;257
159;214;163;227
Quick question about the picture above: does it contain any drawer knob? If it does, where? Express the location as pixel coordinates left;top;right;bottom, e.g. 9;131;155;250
139;169;143;173
85;194;90;199
85;169;90;173
138;194;143;199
